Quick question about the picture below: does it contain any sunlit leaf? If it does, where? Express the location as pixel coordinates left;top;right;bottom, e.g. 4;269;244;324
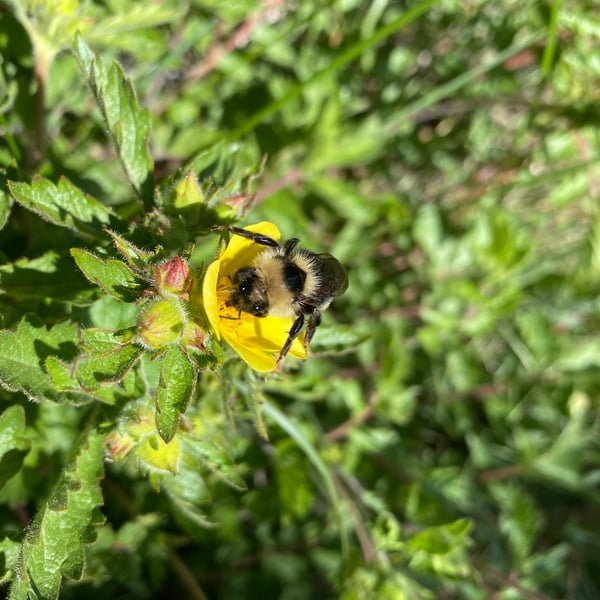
8;176;121;240
0;251;96;306
155;345;197;443
73;34;154;203
9;429;105;599
0;406;30;490
71;248;146;302
0;316;88;404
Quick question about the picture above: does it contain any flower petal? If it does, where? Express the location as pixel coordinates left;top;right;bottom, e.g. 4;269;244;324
225;336;277;372
202;259;221;339
221;315;307;372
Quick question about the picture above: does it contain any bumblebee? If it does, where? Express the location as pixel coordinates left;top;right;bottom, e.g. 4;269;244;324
227;227;348;362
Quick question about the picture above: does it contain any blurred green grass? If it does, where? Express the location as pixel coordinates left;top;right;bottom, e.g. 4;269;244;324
2;0;600;598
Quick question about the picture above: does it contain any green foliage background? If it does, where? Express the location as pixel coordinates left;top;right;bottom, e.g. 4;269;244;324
1;0;600;598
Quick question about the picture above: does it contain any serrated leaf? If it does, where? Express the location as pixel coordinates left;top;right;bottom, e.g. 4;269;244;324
74;329;142;391
80;327;134;352
0;315;90;404
0;406;31;490
71;248;146;302
9;430;105;600
8;176;120;240
155;345;196;443
0;251;96;306
45;328;144;404
73;34;153;202
44;356;125;406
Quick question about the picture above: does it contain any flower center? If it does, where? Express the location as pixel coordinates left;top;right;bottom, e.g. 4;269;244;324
216;276;242;322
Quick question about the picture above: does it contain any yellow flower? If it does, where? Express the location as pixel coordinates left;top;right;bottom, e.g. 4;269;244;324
202;221;307;372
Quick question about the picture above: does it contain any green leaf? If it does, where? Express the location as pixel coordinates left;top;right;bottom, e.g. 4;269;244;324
47;356;146;406
73;34;154;203
70;248;146;302
274;440;313;518
308;324;368;353
413;204;443;259
8;176;120;240
88;295;138;329
490;484;543;562
45;329;144;404
185;438;247;491
155;345;196;443
408;518;472;554
74;328;142;391
407;519;473;578
0;534;20;586
45;356;82;391
163;464;215;530
0;406;30;490
556;338;600;371
9;429;105;600
0;251;96;306
0;315;89;404
0;188;12;231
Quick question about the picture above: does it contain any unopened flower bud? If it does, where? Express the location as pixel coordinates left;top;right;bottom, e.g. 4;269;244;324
137;297;186;350
155;256;191;297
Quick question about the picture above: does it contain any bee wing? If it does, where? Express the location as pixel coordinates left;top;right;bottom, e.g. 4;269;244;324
318;254;348;296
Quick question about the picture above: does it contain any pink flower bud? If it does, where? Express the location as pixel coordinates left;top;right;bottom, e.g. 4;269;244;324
155;256;191;297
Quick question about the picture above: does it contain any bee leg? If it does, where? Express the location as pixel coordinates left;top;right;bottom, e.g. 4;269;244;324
304;309;322;351
229;227;279;248
282;238;299;255
277;313;305;362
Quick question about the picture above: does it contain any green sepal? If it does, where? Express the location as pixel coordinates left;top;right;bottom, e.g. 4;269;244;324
106;229;163;271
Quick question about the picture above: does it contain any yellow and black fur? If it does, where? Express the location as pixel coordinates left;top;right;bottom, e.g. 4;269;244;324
227;227;348;361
